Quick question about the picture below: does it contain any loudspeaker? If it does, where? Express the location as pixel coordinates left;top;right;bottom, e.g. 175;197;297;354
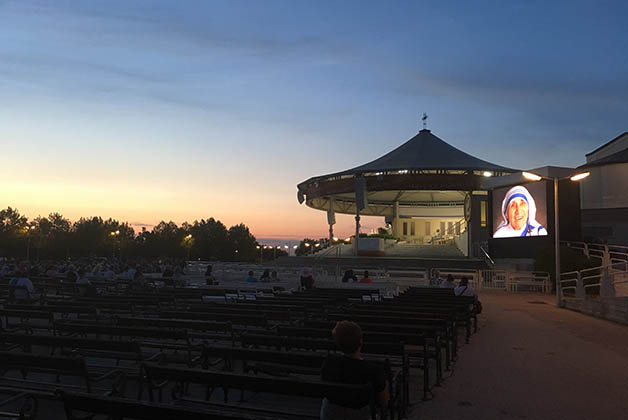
327;210;336;225
355;176;368;211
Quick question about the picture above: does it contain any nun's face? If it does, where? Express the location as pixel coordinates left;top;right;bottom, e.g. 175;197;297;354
507;197;528;230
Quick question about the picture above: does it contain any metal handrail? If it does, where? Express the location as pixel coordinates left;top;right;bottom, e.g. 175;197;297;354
479;246;495;266
563;240;628;263
559;262;628;297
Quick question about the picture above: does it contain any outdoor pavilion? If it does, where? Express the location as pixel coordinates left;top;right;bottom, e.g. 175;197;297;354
297;128;516;256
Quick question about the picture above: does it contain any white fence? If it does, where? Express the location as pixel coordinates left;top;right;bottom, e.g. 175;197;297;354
564;241;628;266
560;262;628;299
183;261;551;294
319;265;550;293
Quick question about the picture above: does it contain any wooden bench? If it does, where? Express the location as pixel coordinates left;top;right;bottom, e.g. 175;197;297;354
53;322;199;366
0;309;54;331
278;325;437;400
0;387;38;420
5;303;98;320
234;336;408;414
57;390;316;420
159;311;268;328
139;363;372;419
0;351;124;395
183;305;293;322
0;332;152;364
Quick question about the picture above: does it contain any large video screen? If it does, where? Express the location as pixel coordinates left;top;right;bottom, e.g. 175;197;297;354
492;182;548;238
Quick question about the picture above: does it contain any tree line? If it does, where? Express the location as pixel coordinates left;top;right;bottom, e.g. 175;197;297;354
0;207;286;262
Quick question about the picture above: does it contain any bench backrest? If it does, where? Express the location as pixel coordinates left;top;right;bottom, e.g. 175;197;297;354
58;390;317;420
141;363;370;402
54;322;189;341
0;333;141;355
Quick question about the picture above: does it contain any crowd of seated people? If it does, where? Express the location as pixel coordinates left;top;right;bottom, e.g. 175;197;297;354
0;255;482;420
0;257;187;281
242;268;283;283
0;257;194;299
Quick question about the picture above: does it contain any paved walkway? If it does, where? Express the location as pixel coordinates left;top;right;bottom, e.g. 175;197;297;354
413;291;628;420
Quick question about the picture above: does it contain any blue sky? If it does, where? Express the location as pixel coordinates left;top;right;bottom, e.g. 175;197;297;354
0;0;626;239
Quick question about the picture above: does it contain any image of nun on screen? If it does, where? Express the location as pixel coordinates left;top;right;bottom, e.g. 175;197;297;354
493;185;548;238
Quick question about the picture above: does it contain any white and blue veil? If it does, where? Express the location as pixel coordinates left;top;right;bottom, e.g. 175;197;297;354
497;185;544;237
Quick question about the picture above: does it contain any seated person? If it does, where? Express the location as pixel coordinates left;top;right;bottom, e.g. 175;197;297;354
342;269;357;283
9;267;35;301
440;274;456;289
359;270;372;283
123;266;137;279
66;267;78;283
205;265;217;285
76;268;91;285
321;321;389;419
245;271;258;283
300;267;315;290
454;277;477;298
270;270;280;282
103;265;115;281
162;265;174;278
45;265;58;277
430;268;442;286
454;277;479;311
259;269;271;282
130;270;149;291
76;268;97;297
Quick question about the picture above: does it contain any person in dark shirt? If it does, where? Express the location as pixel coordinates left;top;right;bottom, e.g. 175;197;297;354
300;267;315;290
341;269;357;283
259;269;271;282
205;265;216;286
320;321;389;419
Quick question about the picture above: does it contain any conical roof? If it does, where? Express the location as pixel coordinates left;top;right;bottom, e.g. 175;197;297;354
315;129;514;180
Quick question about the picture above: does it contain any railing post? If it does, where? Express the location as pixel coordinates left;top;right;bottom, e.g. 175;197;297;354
603;245;611;267
575;271;585;299
505;271;511;292
600;266;615;298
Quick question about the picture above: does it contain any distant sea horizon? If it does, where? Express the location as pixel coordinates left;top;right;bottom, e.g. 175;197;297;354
256;237;302;248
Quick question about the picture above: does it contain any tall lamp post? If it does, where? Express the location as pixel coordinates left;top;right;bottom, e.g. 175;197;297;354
110;230;120;258
184;234;193;260
24;225;36;261
522;170;590;306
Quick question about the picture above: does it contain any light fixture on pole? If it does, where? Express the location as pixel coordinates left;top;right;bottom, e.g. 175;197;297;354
521;170;590;306
110;230;120;258
24;224;36;261
183;234;193;259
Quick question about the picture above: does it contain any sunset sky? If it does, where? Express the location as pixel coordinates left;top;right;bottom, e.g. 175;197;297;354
1;1;627;240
